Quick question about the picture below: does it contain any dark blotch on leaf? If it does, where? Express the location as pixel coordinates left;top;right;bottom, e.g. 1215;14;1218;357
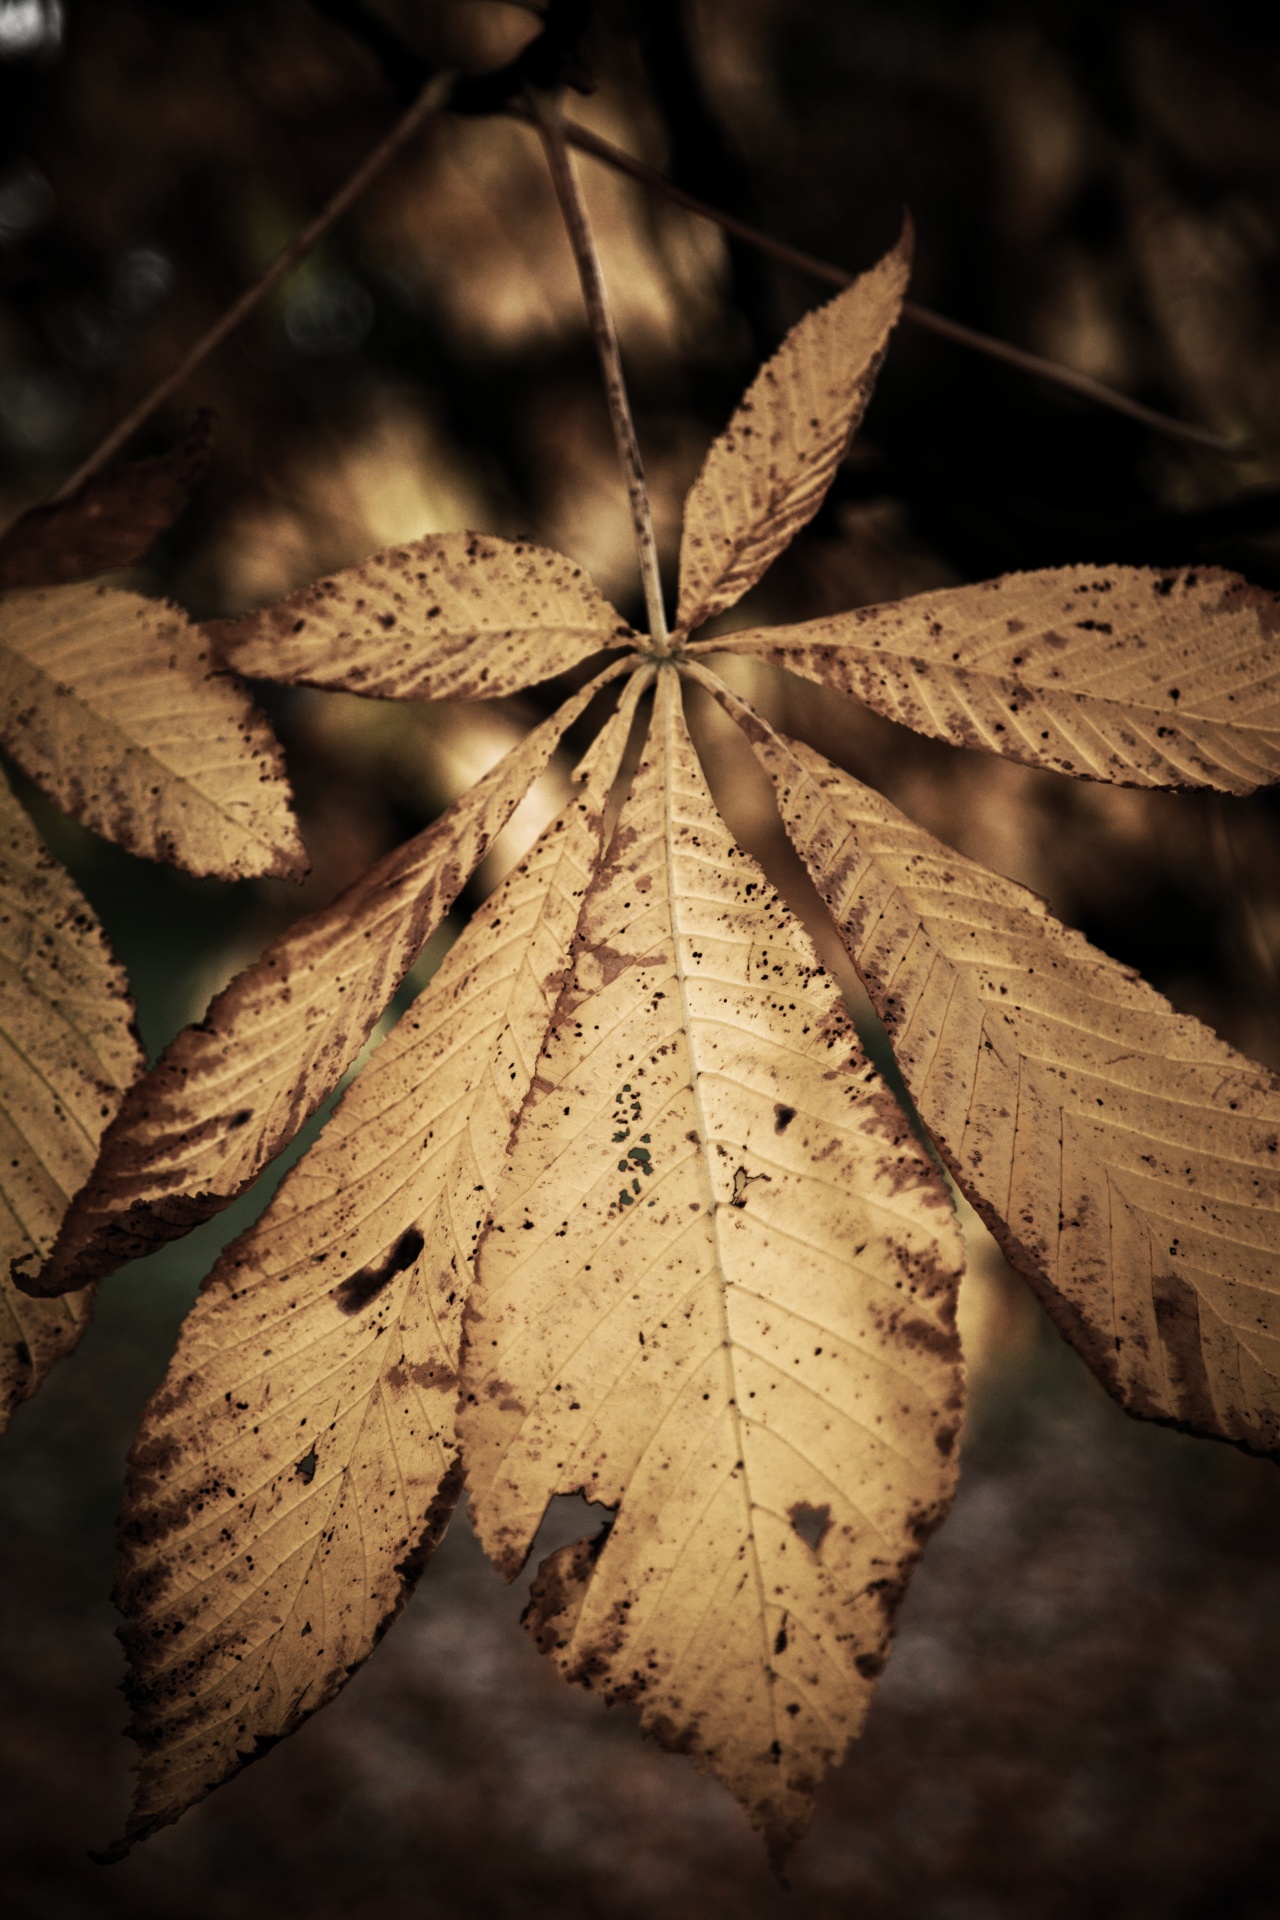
334;1226;425;1315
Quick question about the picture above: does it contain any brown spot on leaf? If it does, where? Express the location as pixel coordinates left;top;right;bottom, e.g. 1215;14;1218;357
333;1227;425;1315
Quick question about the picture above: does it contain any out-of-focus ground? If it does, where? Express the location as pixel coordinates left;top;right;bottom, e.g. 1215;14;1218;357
3;0;1280;1912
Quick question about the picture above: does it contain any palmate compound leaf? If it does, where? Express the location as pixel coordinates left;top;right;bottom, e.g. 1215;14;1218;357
24;656;641;1299
461;669;965;1858
711;564;1280;792
0;581;305;879
693;667;1280;1453
673;227;912;637
211;531;636;701
0;770;141;1429
111;668;653;1851
66;160;1280;1863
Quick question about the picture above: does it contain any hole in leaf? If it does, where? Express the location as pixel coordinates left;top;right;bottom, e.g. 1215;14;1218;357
504;1490;619;1596
789;1501;832;1554
731;1165;771;1208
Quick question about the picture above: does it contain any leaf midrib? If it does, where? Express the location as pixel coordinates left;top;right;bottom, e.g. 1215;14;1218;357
657;668;779;1750
744;636;1280;734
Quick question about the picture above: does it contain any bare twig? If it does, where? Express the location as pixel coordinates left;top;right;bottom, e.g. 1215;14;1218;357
557;117;1250;460
296;0;1247;456
531;91;670;650
50;71;454;505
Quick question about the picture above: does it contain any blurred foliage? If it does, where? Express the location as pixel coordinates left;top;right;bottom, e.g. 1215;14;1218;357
2;1;1280;1912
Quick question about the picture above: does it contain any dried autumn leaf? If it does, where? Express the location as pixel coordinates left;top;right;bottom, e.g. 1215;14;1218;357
718;564;1280;792
213;531;635;701
113;673;650;1849
0;581;305;879
462;673;964;1856
674;226;911;636
0;412;212;591
0;771;140;1430
27;658;638;1298
53;137;1280;1867
724;694;1280;1453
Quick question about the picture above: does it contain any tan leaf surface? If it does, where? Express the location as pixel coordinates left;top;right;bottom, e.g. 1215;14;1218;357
213;532;635;701
0;773;140;1430
28;658;640;1298
113;671;651;1849
717;564;1280;792
730;695;1280;1453
0;581;305;877
674;229;910;637
462;670;964;1856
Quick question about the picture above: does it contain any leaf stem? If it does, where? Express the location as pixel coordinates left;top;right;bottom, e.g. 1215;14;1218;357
529;91;670;652
554;117;1250;460
49;71;455;505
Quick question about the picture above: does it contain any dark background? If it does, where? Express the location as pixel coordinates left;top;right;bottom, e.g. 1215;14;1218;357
3;2;1280;1914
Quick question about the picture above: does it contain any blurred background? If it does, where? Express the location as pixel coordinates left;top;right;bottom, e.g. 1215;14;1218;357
3;0;1280;1913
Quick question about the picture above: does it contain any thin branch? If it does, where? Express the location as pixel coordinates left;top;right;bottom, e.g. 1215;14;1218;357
530;91;670;650
295;0;1248;456
50;71;454;505
557;117;1250;460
